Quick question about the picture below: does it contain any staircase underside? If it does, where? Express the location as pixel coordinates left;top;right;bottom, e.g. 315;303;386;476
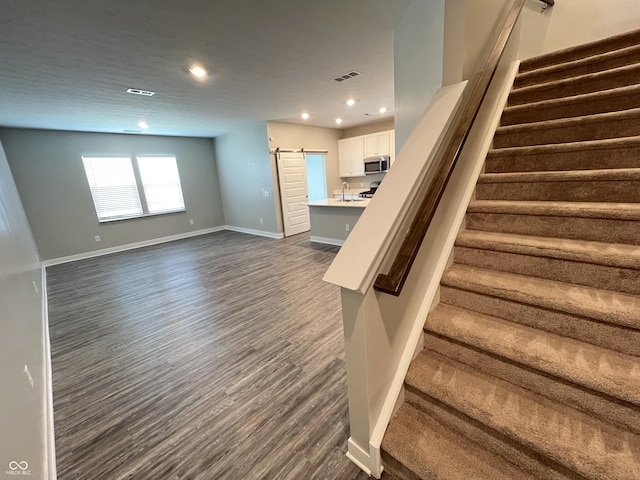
381;26;640;480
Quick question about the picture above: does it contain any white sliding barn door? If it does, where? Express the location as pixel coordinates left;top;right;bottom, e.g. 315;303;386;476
276;151;310;237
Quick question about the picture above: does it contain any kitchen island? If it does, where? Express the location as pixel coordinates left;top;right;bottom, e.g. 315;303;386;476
306;198;370;246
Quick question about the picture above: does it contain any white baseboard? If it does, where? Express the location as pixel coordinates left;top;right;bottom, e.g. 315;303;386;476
43;226;226;266
224;225;284;239
310;235;344;246
41;266;56;479
346;438;373;477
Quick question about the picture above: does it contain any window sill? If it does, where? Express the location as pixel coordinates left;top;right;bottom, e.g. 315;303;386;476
98;209;186;224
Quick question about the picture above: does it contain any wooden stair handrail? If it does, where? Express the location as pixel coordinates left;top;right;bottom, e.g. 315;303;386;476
374;0;527;296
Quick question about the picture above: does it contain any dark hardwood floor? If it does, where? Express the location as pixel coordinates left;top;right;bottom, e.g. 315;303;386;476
47;231;369;480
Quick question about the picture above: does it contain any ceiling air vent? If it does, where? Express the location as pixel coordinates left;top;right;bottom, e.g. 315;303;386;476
333;71;360;82
126;88;155;96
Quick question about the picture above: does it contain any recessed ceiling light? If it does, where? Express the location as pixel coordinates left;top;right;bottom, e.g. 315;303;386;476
301;112;310;120
379;107;388;114
189;65;207;78
346;99;356;106
137;120;149;129
335;118;343;125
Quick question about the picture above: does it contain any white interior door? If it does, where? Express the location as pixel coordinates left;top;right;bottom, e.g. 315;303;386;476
276;151;310;237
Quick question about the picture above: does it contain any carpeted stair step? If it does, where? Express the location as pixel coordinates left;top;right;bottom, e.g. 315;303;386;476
514;44;640;88
401;388;580;480
423;330;640;436
485;136;640;173
475;168;640;203
520;27;640;73
405;350;640;480
381;402;537;480
425;303;640;405
466;200;640;244
441;264;640;331
507;63;640;106
494;108;640;148
501;84;640;126
439;284;640;357
453;230;640;294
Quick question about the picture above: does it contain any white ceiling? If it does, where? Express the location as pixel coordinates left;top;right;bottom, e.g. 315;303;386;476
0;0;412;138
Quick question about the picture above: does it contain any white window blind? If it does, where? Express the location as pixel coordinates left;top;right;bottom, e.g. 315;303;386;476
82;156;143;221
137;156;185;214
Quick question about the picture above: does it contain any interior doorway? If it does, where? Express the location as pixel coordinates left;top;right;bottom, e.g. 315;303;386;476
305;154;327;202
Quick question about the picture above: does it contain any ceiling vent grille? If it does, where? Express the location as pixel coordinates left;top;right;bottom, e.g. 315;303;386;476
126;88;155;96
333;71;360;82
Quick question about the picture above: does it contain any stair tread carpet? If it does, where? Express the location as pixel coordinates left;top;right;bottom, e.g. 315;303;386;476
426;303;640;405
495;107;640;145
479;167;640;184
487;135;640;160
520;27;640;72
438;283;640;357
485;136;640;173
441;263;640;329
381;402;536;480
508;63;640;105
501;84;640;125
467;199;640;220
405;351;640;480
515;43;640;87
455;229;640;269
424;333;640;437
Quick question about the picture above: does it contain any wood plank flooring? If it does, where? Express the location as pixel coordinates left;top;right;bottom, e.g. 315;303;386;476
46;231;369;480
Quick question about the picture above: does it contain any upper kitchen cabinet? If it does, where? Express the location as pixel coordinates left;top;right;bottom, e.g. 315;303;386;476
338;136;365;177
363;131;391;157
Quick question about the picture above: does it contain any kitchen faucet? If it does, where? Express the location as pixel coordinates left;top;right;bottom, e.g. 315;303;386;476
341;182;350;202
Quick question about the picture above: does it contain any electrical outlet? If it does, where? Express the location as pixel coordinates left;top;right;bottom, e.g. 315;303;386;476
260;217;263;224
345;224;350;232
189;219;194;225
94;235;101;242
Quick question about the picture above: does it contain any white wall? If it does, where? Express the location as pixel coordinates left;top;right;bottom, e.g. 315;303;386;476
520;0;640;60
0;138;51;478
214;122;281;235
393;0;446;152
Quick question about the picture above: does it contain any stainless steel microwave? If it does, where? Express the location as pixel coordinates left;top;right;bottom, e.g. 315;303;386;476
364;155;389;174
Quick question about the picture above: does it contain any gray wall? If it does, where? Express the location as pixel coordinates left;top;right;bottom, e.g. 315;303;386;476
309;205;364;242
0;129;225;261
0;138;49;478
214;122;281;234
394;0;446;152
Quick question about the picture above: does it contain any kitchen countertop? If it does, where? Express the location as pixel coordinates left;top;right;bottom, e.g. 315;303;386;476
306;198;370;208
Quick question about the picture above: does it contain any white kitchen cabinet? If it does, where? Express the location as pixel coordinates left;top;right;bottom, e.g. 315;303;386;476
363;131;391;157
338;136;365;177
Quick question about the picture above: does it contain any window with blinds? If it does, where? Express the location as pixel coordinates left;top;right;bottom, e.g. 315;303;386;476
82;156;143;221
137;156;185;214
82;155;185;222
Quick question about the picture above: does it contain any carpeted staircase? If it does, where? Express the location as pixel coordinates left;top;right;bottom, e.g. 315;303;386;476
381;28;640;480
